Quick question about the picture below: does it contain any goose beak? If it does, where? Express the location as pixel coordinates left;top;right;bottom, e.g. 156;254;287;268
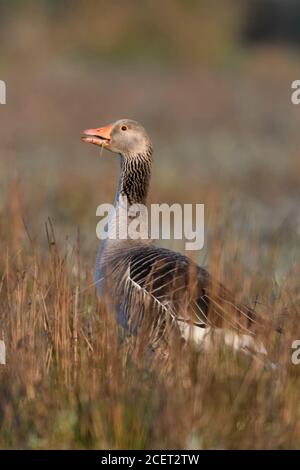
81;124;113;147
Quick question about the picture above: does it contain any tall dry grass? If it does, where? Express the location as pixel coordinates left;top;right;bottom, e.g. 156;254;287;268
0;181;300;450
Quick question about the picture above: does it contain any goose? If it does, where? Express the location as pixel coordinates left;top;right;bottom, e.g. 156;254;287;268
81;119;268;358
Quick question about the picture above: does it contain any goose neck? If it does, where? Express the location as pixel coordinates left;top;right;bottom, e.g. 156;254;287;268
116;151;152;207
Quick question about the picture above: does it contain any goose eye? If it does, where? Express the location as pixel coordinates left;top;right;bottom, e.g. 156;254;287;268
121;125;128;131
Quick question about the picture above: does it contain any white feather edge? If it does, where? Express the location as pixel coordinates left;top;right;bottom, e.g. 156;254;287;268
177;322;267;355
126;269;267;356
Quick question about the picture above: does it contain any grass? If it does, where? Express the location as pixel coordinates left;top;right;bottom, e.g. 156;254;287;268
0;187;300;450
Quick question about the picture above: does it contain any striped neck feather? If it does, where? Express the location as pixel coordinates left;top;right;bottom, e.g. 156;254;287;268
117;149;153;206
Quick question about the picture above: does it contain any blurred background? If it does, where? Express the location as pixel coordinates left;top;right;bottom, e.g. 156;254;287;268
0;0;299;288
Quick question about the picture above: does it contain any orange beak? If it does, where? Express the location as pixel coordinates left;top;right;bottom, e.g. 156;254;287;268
81;124;113;147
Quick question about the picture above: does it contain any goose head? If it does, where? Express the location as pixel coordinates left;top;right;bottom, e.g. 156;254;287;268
82;119;152;158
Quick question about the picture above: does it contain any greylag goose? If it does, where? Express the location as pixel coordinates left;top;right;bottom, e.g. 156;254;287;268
82;119;267;357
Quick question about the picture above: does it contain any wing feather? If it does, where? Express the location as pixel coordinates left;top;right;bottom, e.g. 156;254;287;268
102;245;264;352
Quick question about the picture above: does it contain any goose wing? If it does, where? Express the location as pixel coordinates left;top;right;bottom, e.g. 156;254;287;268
115;246;261;348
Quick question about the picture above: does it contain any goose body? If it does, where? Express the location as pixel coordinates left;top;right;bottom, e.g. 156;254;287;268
82;119;266;356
